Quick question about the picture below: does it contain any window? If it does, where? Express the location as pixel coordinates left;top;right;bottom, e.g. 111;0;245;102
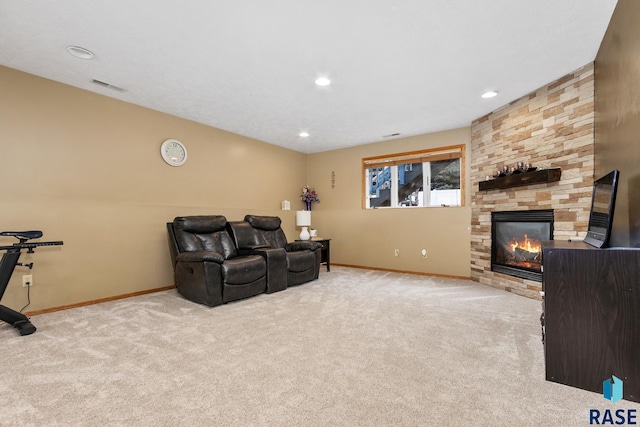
362;144;465;209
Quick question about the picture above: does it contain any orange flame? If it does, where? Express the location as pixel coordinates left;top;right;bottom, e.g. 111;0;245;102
509;234;542;253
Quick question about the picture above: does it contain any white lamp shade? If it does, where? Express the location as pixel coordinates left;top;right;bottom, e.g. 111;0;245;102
296;210;311;227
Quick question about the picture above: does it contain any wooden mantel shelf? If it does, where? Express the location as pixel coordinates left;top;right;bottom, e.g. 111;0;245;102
478;168;561;191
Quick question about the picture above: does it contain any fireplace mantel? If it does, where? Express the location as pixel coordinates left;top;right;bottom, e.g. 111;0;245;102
479;168;561;191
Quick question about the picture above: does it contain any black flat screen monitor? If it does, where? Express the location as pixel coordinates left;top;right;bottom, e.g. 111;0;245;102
584;169;620;248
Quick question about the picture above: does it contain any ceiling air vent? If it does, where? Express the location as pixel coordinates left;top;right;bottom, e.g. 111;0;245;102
91;79;125;92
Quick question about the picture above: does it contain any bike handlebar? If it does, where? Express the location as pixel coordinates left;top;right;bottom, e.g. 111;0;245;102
0;241;64;252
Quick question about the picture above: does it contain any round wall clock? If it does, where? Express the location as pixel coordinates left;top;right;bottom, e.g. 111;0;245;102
160;139;187;166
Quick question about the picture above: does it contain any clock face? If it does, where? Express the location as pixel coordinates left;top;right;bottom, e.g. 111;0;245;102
160;139;187;166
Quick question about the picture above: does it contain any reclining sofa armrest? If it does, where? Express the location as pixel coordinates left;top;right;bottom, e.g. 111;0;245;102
236;244;272;257
166;222;180;270
287;241;322;252
176;250;225;264
250;247;288;293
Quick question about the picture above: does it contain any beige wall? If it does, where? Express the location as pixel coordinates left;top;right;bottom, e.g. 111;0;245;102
0;66;306;311
306;128;472;278
594;0;640;247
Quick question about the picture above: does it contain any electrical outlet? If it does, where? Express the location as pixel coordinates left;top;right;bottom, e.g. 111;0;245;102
22;274;33;287
394;249;400;257
421;249;427;258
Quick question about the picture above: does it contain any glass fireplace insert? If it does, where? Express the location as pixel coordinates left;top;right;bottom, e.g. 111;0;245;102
491;209;554;282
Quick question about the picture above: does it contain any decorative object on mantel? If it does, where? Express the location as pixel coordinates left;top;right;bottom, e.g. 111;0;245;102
491;162;539;179
479;168;561;191
301;185;319;210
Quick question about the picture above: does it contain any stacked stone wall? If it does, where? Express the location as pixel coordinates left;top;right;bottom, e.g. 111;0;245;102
470;63;595;299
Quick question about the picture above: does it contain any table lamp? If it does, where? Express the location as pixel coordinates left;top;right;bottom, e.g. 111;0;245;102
296;210;311;240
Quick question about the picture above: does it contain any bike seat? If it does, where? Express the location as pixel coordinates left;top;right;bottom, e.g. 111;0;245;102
0;230;43;240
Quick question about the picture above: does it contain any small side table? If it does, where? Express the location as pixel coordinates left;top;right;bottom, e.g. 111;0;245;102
297;238;331;272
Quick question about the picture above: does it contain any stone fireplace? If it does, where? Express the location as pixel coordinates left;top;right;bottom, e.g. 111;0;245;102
470;63;595;299
491;210;553;282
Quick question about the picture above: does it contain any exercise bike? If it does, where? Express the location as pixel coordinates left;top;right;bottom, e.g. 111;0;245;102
0;231;63;336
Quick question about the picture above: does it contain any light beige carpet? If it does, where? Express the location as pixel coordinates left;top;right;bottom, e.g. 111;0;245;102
1;267;638;426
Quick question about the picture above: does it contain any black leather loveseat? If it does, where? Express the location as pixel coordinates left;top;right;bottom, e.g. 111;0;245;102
167;215;321;307
228;215;321;289
167;216;268;307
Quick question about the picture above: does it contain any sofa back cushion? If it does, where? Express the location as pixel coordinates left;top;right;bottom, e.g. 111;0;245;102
173;216;237;259
227;221;260;249
244;215;289;249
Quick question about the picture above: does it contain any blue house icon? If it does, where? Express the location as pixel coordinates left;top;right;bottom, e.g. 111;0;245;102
603;375;623;403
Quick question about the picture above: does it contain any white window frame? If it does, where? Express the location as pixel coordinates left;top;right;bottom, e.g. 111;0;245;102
362;144;465;209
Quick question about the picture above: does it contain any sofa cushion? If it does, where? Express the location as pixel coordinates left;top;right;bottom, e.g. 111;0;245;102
286;250;316;273
173;216;237;259
176;215;227;233
227;221;261;249
245;215;281;231
221;255;266;284
244;215;288;249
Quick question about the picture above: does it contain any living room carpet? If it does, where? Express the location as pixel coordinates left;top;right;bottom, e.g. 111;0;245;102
1;267;637;426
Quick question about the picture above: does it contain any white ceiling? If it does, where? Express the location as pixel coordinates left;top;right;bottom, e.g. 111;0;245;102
0;0;617;154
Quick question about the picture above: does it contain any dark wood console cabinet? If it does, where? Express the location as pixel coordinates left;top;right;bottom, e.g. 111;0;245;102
542;241;640;402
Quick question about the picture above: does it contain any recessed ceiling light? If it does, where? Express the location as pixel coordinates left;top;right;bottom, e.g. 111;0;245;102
66;46;95;60
299;132;310;137
481;90;498;99
315;77;331;87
